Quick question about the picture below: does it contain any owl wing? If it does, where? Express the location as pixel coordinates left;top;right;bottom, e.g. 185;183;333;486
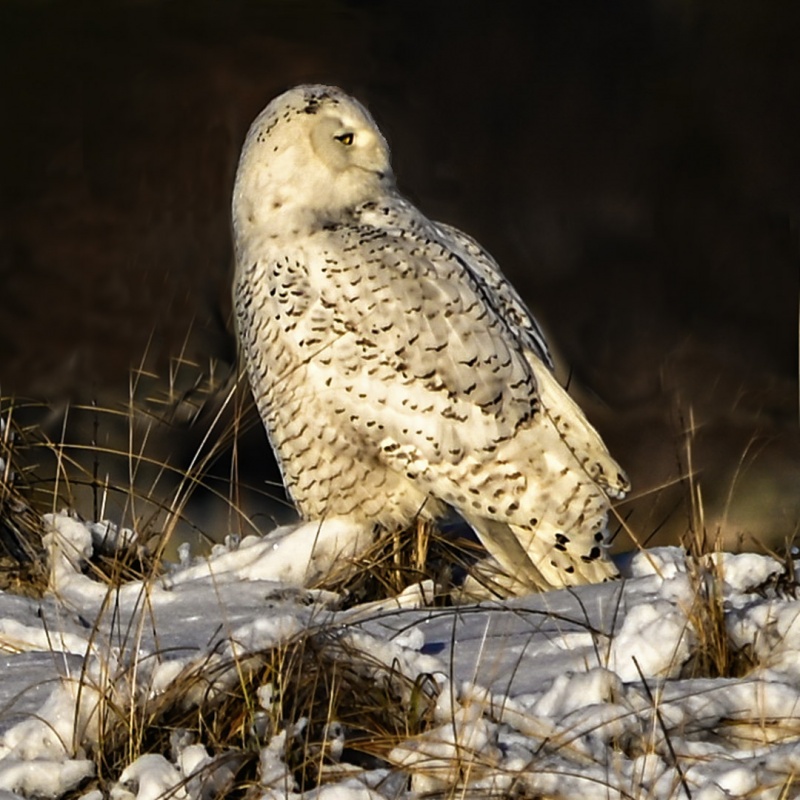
436;221;629;500
433;222;554;369
272;219;543;469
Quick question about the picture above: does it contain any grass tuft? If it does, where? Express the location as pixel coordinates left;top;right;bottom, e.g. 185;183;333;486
0;398;49;596
79;622;439;797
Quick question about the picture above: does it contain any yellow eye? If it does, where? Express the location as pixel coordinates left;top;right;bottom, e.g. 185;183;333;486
335;132;354;145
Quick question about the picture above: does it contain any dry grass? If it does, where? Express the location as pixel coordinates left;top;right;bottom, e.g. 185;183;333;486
674;404;798;681
2;351;281;578
1;373;798;798
0;399;49;595
63;607;443;797
319;518;495;608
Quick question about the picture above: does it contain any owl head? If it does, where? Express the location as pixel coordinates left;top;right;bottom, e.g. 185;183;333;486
233;85;393;241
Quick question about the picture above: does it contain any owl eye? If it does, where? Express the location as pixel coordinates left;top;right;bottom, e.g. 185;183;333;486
334;132;355;145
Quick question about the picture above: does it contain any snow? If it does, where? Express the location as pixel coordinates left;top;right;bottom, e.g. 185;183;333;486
0;512;797;798
160;519;375;588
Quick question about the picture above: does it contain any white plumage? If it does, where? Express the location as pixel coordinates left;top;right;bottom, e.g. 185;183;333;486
232;84;629;591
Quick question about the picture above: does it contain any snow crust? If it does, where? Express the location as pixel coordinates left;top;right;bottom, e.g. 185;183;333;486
0;512;797;798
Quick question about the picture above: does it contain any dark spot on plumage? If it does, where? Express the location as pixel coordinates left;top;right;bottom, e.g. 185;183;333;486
442;407;468;422
478;391;504;410
581;546;602;563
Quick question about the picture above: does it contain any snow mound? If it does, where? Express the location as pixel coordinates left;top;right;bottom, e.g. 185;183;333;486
0;514;797;798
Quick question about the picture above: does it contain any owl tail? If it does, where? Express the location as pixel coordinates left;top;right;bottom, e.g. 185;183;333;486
461;513;619;592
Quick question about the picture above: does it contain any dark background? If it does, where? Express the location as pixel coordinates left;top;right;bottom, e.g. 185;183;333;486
1;0;798;551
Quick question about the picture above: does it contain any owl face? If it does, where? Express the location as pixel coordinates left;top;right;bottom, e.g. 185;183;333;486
308;111;388;176
233;85;393;241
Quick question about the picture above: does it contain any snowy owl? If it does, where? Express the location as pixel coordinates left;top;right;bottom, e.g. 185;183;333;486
232;84;629;591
